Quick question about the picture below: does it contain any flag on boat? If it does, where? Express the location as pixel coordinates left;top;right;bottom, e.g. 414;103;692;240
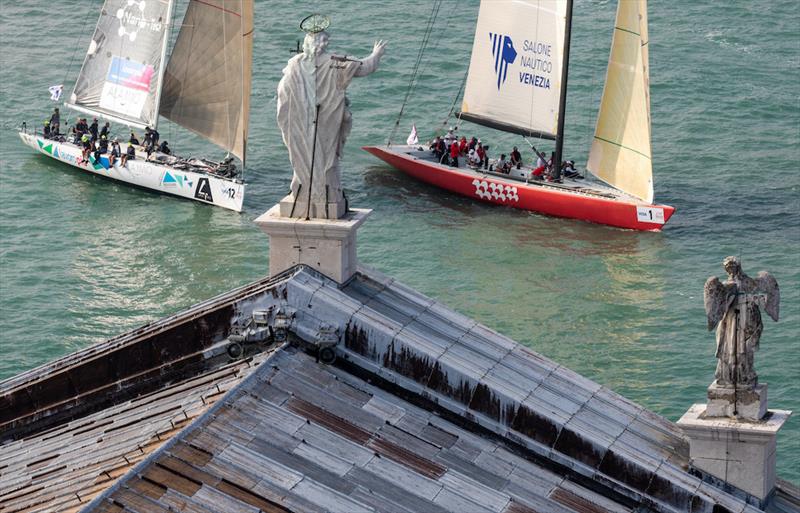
406;124;419;145
48;84;63;101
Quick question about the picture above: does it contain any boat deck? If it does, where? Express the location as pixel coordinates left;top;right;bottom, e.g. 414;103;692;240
400;146;640;203
29;133;238;180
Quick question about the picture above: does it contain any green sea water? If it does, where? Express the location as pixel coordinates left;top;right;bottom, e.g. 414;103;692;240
1;0;798;482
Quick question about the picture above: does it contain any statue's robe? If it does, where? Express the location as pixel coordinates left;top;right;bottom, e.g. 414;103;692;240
714;282;763;386
277;48;382;216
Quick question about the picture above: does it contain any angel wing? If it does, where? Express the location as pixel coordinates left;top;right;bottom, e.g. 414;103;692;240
704;276;731;331
756;271;780;322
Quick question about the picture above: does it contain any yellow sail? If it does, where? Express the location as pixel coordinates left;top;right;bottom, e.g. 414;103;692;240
586;0;653;203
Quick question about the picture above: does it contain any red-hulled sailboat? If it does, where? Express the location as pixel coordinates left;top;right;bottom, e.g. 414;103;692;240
365;0;675;231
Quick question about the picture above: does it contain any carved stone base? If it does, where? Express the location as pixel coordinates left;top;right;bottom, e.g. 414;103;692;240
255;203;371;284
706;381;767;421
278;194;346;220
678;403;792;504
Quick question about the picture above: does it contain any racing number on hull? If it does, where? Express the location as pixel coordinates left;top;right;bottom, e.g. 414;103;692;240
636;206;665;224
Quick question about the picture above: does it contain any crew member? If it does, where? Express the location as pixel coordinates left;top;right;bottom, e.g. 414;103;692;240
49;108;60;135
121;143;136;166
89;118;99;142
449;138;459;167
510;146;522;169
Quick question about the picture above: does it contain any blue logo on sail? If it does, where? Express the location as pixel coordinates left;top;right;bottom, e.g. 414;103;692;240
490;33;517;90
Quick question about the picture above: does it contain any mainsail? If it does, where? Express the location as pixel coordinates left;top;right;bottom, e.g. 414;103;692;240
586;0;653;203
67;0;174;129
459;0;568;139
159;0;253;165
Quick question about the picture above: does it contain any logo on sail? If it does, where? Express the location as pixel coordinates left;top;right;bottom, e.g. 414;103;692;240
116;1;163;42
489;33;517;90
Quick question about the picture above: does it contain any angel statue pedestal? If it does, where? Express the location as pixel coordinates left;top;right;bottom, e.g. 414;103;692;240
677;257;791;506
255;15;385;284
706;380;768;420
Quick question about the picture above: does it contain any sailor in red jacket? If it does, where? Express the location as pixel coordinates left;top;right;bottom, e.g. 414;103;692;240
449;140;460;168
476;143;486;169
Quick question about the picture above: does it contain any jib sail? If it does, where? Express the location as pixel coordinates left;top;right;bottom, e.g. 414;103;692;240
586;0;654;203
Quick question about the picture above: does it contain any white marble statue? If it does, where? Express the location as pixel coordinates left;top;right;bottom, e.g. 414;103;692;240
277;20;386;219
704;256;780;388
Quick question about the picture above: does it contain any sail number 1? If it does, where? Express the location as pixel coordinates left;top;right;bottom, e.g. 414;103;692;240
636;206;665;224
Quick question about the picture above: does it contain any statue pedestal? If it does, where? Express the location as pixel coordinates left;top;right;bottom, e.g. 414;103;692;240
255;203;371;284
706;381;768;421
677;403;791;504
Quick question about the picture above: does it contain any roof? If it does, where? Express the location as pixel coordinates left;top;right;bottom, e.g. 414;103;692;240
0;352;274;513
2;266;794;513
84;345;641;513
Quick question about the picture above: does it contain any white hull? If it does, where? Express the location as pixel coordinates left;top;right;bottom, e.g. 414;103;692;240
19;132;245;212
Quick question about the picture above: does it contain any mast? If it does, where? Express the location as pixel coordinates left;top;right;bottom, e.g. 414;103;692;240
151;0;175;133
553;0;573;181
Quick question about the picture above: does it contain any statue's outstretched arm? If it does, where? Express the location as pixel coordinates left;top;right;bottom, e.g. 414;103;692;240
354;40;387;77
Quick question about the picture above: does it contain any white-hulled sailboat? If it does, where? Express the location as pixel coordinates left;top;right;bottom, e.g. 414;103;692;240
365;0;675;231
18;0;253;212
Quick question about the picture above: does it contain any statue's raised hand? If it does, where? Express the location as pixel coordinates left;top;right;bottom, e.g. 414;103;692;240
372;40;387;58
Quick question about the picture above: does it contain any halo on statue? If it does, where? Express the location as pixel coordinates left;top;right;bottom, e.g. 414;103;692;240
300;14;330;34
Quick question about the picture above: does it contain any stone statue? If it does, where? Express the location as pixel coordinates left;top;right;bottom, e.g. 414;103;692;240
704;257;780;388
277;15;386;219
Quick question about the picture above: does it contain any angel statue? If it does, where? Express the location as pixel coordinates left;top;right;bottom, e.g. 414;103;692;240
704;256;779;388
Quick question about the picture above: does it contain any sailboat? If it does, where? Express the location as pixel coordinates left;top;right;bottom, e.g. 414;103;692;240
18;0;253;212
364;0;675;231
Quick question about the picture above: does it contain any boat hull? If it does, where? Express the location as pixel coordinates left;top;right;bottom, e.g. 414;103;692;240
19;132;245;212
364;145;674;231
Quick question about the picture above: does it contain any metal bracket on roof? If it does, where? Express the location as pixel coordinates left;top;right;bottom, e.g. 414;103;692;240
226;306;295;360
316;324;339;364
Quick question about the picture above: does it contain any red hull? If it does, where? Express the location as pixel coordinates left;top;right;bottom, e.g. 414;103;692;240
364;146;675;231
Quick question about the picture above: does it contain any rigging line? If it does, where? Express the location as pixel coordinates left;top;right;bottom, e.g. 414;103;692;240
63;0;98;88
442;68;468;127
406;0;453;107
388;0;439;143
388;0;441;144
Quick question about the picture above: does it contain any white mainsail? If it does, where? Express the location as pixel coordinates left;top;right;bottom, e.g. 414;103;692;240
159;0;254;165
67;0;174;129
460;0;568;139
587;0;653;203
